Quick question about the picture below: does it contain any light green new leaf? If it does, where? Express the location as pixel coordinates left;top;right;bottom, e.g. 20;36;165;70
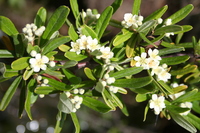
81;25;97;39
68;25;79;41
40;6;70;46
82;96;111;113
110;0;123;14
126;34;138;58
2;65;18;78
11;57;31;70
70;113;80;133
112;76;152;90
95;81;105;93
0;50;14;58
23;69;33;80
34;7;47;27
154;25;182;35
110;92;123;109
113;30;133;46
160;55;190;65
158;47;185;56
25;79;38;120
95;6;113;40
58;93;74;114
0;76;22;111
110;67;143;79
136;94;148;102
65;51;87;61
0;16;19;36
183;113;200;130
132;0;141;15
84;67;96;81
144;5;168;22
138;20;157;33
170;112;196;133
143;104;149;121
42;36;71;54
167;4;194;25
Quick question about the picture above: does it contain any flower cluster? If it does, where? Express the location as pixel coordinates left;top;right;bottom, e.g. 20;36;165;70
121;13;143;29
82;8;100;20
29;50;55;72
65;89;85;112
70;35;114;62
149;94;166;115
22;23;45;42
134;48;171;82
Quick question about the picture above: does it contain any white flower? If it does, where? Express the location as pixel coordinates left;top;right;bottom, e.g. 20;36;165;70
73;89;79;94
122;13;143;29
165;32;174;38
134;52;148;69
165;19;172;26
157;18;163;24
79;35;88;50
29;53;49;72
96;46;114;60
30;50;37;57
180;102;193;116
149;94;166;115
103;73;110;79
79;89;85;95
146;58;160;69
169;91;185;100
43;79;49;84
65;91;71;97
87;38;100;51
70;41;81;54
148;49;161;61
34;26;45;36
106;77;115;84
49;61;56;67
108;66;114;71
37;75;42;81
157;70;171;82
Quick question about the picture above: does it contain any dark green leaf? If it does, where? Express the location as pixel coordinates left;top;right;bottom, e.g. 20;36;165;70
160;55;190;65
138;20;157;33
82;96;111;113
166;104;190;114
95;6;113;40
42;36;71;54
0;16;19;36
158;47;185;56
69;0;79;20
63;60;78;69
154;25;182;35
0;76;22;110
81;25;97;39
183;113;200;130
35;86;59;94
40;6;70;46
170;65;197;76
18;80;26;118
34;7;47;27
110;0;123;14
0;50;14;58
12;34;27;57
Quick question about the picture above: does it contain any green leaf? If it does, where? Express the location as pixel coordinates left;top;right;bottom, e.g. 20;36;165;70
23;69;33;80
138;20;157;33
144;5;168;22
70;113;80;133
110;0;123;14
42;36;71;54
139;32;155;46
63;60;78;69
166;104;190;114
170;112;196;133
11;57;30;70
54;111;67;133
81;25;97;39
95;81;105;93
0;16;19;36
58;93;74;114
183;113;200;130
113;30;133;46
40;6;70;46
110;67;143;79
35;86;59;94
126;34;137;58
2;65;18;78
58;44;70;52
112;76;152;90
143;104;149;121
174;25;193;34
0;50;14;58
68;25;79;41
84;67;96;81
154;25;182;35
160;55;190;65
44;68;64;79
82;96;111;113
18;80;26;118
136;94;148;102
64;51;87;61
158;47;185;56
95;6;113;40
69;0;79;20
167;4;194;25
111;92;123;109
192;101;200;114
25;79;38;120
170;65;197;76
34;7;47;27
0;76;22;110
12;34;27;57
132;0;141;15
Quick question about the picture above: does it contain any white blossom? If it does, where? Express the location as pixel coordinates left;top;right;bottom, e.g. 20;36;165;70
122;13;143;29
49;61;56;67
96;46;114;60
149;94;166;115
30;50;37;57
157;18;163;24
73;89;79;94
70;41;82;54
134;52;148;69
79;89;85;95
86;38;100;51
148;49;161;61
29;53;49;72
165;19;172;26
106;77;115;84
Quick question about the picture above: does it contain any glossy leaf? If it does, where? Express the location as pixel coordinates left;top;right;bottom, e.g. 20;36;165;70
70;113;80;133
0;76;22;110
40;6;70;46
42;36;71;54
34;7;47;27
113;30;133;46
82;96;111;113
0;16;18;36
63;60;78;69
136;94;148;102
166;104;190;114
84;67;96;81
18;80;26;118
144;5;168;22
95;6;113;40
110;92;123;109
132;0;141;15
68;25;79;41
110;0;123;14
110;67;143;79
12;34;27;57
0;50;14;58
81;25;97;39
11;57;30;70
167;4;194;25
160;55;190;65
69;0;79;20
138;20;157;33
65;51;87;61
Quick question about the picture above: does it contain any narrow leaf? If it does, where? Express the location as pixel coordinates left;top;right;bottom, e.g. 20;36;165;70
0;50;14;58
154;25;182;35
138;20;157;33
70;113;80;133
34;7;47;27
132;0;141;15
65;51;87;61
113;30;133;46
84;67;96;81
111;0;123;14
160;55;190;65
69;25;79;41
158;47;185;56
81;25;97;39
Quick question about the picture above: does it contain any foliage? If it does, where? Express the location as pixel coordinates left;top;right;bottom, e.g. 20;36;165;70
0;0;200;132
